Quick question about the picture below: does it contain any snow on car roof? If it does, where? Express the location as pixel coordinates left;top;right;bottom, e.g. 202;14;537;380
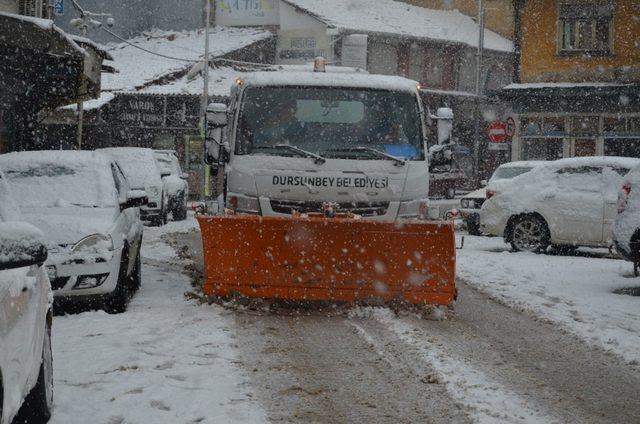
540;156;640;171
498;160;548;168
240;71;420;93
98;147;162;189
0;150;118;209
283;0;513;53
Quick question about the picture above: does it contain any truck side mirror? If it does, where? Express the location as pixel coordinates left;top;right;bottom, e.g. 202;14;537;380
205;103;229;166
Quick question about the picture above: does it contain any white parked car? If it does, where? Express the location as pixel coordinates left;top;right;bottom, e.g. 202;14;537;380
480;156;640;252
613;162;640;274
154;150;189;221
460;161;546;235
0;168;53;424
99;147;168;226
0;151;146;313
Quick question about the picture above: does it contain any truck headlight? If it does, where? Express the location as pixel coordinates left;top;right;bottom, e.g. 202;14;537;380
71;234;114;254
228;195;261;214
398;199;429;219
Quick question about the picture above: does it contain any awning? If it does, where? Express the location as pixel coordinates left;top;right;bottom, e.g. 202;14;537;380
0;12;110;111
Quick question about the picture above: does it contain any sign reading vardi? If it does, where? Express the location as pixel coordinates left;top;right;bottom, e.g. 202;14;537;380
272;175;389;189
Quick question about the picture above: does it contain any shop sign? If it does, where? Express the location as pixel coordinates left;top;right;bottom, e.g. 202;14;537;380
107;95;201;129
277;29;330;64
215;0;279;26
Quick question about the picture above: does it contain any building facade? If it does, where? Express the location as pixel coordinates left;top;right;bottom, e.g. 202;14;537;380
402;0;514;39
504;0;640;161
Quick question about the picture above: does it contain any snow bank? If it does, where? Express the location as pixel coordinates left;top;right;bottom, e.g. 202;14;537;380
458;235;640;365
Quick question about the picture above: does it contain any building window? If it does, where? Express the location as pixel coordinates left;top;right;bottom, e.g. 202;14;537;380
425;51;443;88
521;117;565;160
559;1;613;55
408;44;423;83
603;116;640;158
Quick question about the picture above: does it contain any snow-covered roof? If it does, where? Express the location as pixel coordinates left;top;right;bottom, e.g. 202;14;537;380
282;0;513;53
239;70;420;92
499;160;548;168
102;27;273;92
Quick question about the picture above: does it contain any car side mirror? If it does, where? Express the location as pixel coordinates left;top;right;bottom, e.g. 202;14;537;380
480;179;488;187
122;190;148;209
0;222;48;271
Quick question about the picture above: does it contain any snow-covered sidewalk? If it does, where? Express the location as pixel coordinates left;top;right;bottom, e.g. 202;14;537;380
51;218;266;424
458;235;640;365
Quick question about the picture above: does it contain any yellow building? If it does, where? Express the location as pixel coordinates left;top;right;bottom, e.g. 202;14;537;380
503;0;640;161
402;0;514;39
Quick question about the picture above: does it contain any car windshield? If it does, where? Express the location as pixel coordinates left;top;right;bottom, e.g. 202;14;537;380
1;162;117;209
490;166;533;182
235;87;424;160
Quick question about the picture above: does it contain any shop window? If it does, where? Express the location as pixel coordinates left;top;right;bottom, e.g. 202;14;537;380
572;116;599;136
574;138;596;157
604;139;640;158
603;117;626;135
425;52;443;88
523;138;564;161
559;1;613;55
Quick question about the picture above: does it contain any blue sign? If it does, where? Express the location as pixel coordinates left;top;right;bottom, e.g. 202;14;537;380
53;0;64;16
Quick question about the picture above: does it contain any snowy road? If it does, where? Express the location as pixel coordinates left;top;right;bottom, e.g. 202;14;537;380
48;218;640;423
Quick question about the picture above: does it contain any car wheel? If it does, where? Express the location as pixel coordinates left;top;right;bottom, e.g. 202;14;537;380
445;187;456;199
129;248;142;292
105;248;130;314
510;215;550;253
14;315;53;423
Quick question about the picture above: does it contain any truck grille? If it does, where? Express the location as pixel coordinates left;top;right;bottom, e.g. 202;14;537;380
270;200;389;217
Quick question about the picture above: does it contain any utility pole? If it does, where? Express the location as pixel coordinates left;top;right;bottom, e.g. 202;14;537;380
69;0;113;150
472;0;485;184
200;0;212;200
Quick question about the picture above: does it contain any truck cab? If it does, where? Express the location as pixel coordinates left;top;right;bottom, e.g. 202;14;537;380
206;64;431;220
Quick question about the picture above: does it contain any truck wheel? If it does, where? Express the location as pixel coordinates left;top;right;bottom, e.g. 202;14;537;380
509;214;550;253
14;316;53;423
467;221;481;236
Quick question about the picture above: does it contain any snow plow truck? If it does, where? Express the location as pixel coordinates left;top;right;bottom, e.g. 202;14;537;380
197;60;456;306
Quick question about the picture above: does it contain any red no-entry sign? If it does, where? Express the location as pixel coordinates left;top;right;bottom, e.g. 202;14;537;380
487;120;508;143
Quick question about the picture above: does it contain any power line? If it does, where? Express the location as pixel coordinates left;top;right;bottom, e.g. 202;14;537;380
101;27;198;62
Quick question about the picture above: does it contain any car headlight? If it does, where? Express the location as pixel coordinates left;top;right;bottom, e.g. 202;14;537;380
228;195;261;214
146;186;160;198
71;234;114;254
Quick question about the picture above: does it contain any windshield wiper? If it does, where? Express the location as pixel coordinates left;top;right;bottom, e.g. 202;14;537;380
325;147;406;166
254;144;326;164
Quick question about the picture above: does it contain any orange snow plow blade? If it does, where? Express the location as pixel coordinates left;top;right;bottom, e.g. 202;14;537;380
197;215;456;306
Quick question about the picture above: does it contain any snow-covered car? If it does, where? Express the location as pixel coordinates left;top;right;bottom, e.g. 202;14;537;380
613;162;640;274
154;150;189;221
0;151;147;313
0;168;53;424
99;147;168;226
460;161;546;235
480;156;640;252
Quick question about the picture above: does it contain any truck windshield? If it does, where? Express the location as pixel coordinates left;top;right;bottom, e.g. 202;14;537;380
235;86;424;160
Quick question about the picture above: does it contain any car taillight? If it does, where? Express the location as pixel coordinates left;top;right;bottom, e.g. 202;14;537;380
618;182;631;213
486;190;496;200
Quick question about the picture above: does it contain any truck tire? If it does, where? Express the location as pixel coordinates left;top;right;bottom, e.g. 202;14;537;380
14;316;53;423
